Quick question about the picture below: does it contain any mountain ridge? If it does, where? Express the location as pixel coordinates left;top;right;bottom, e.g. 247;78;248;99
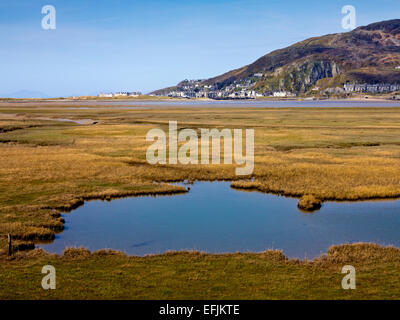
152;19;400;96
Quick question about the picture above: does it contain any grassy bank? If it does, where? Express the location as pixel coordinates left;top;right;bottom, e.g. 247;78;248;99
1;243;399;300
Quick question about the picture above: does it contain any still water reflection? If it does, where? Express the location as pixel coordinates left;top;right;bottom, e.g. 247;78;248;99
40;182;400;259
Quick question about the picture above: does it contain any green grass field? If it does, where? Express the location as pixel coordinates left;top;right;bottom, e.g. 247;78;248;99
1;244;400;300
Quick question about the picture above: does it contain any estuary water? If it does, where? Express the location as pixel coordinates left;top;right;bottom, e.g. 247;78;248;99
40;181;400;259
16;99;400;108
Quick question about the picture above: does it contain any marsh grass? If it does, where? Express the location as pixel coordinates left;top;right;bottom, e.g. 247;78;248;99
2;106;400;248
2;103;400;298
297;195;322;211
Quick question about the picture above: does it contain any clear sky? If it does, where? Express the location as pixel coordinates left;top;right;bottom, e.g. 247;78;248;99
1;0;399;97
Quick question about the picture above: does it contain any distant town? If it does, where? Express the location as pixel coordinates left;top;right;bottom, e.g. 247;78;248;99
98;78;400;100
98;91;142;98
147;75;400;100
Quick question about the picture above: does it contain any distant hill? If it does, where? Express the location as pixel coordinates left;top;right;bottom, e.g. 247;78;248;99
152;19;400;95
1;90;50;99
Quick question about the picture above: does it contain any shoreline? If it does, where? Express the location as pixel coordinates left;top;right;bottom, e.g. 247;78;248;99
3;241;397;264
2;242;400;300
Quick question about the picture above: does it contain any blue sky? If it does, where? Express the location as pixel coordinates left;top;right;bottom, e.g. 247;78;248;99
1;0;399;97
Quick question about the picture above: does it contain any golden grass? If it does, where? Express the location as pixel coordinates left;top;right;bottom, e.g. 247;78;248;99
297;194;321;211
1;104;400;254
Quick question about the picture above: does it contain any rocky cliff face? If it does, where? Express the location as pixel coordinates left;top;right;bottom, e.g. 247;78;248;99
263;60;341;93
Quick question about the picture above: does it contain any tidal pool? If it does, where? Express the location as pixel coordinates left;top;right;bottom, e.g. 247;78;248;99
40;181;400;259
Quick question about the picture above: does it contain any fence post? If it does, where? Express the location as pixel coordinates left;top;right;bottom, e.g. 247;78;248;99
8;233;12;256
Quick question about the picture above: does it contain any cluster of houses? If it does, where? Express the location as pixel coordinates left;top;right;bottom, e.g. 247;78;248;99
167;90;205;99
167;88;264;99
211;90;264;99
156;72;400;100
166;81;400;99
166;87;293;100
165;77;268;99
98;91;142;98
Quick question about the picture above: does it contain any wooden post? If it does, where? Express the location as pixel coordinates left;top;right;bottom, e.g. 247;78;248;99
8;233;12;256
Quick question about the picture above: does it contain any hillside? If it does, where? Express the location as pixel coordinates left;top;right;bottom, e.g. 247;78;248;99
152;19;400;96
